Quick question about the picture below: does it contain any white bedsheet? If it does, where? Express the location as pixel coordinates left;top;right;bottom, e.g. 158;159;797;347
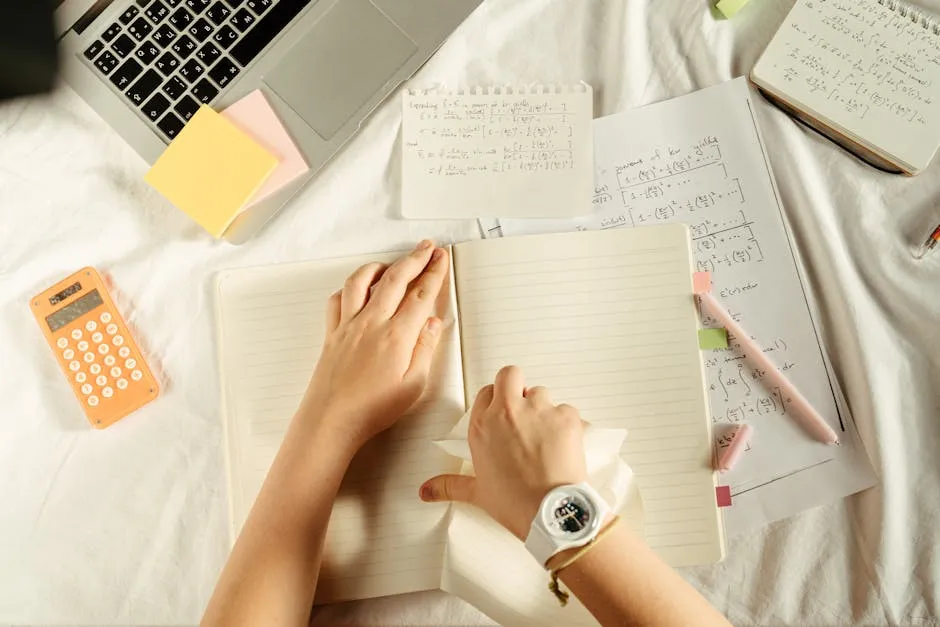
1;0;939;624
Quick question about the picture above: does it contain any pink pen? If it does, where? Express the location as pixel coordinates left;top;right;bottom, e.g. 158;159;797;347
694;281;840;445
718;424;753;472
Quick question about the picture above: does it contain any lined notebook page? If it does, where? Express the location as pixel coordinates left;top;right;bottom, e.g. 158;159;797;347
452;226;724;566
215;254;465;604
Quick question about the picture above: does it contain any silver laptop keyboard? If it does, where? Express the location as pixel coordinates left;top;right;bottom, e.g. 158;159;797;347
82;0;313;140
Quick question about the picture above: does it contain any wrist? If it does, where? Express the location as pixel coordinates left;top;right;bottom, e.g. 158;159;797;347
290;404;363;462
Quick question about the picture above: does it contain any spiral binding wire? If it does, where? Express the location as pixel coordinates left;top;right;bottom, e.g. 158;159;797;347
876;0;940;35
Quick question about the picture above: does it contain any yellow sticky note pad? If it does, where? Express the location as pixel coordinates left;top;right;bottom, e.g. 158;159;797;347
699;328;729;349
716;0;750;18
144;105;278;237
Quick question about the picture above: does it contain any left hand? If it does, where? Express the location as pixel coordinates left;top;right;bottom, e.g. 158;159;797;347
297;240;450;450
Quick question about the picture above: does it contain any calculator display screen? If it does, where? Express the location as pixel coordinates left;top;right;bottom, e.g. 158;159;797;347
46;289;104;332
49;281;82;305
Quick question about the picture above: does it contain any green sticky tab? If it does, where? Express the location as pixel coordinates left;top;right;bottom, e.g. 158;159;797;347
699;328;729;349
716;0;750;18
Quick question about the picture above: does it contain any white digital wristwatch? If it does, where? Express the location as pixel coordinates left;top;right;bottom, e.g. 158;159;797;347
524;482;611;568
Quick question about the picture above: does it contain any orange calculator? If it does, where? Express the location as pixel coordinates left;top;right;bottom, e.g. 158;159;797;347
31;267;160;428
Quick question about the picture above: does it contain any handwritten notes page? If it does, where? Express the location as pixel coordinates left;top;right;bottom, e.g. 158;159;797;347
401;86;594;218
497;78;876;534
453;226;725;567
752;0;940;172
215;255;465;604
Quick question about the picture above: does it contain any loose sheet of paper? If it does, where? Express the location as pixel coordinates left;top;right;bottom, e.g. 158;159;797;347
215;254;465;603
752;0;940;172
497;78;877;535
401;86;594;218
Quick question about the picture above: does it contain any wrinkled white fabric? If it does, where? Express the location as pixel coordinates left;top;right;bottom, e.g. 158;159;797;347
1;0;939;624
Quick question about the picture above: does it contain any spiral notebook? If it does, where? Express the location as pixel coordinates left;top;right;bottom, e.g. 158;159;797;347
751;0;940;174
401;85;594;218
215;226;724;610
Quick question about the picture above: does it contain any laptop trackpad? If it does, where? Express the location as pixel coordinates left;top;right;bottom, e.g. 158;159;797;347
263;0;417;140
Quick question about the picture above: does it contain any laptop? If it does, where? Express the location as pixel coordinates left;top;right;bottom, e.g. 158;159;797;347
54;0;483;243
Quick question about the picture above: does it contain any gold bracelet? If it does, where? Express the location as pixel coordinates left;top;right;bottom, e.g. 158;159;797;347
548;515;621;607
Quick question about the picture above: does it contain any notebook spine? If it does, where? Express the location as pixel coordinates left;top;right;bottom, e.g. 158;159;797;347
876;0;940;35
405;83;592;96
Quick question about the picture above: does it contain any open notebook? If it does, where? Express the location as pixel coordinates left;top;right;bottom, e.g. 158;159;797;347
215;225;725;613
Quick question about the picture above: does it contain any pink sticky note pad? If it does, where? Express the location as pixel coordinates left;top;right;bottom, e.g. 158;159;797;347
221;90;309;209
693;271;712;294
716;485;732;507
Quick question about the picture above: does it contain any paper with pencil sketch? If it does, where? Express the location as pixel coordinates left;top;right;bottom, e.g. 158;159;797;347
495;78;876;534
434;411;643;627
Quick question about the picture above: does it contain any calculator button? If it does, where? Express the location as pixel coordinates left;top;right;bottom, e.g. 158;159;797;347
117;378;129;390
88;395;100;407
106;323;118;335
57;337;68;349
78;340;89;351
69;361;81;372
100;312;112;323
98;344;110;355
118;346;131;358
71;329;83;340
63;348;75;360
85;321;98;332
113;335;125;346
131;370;143;381
84;352;96;363
92;332;104;343
90;364;102;375
125;358;137;369
81;383;94;395
104;355;117;367
102;387;114;399
110;366;122;378
75;372;87;384
96;375;108;386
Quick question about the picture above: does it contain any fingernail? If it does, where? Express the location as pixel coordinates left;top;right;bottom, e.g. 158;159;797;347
427;317;442;335
416;239;433;250
420;484;435;501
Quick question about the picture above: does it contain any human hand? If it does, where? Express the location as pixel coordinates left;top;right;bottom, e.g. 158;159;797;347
298;240;450;451
419;366;588;540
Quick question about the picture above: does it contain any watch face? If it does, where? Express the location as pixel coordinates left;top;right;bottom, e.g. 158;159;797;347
541;488;598;539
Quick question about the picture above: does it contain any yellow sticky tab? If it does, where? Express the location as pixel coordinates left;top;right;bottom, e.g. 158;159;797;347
144;106;278;237
698;328;729;349
716;0;750;18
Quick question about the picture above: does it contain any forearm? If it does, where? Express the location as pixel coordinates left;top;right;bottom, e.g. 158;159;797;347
202;413;356;627
549;522;730;627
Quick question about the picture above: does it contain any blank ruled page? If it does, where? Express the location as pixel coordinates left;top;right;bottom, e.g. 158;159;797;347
215;253;465;603
453;225;725;566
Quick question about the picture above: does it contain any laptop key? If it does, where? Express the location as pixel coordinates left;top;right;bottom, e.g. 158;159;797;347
246;0;273;15
172;34;197;58
152;24;177;47
188;18;214;41
145;0;170;24
119;6;140;24
84;40;104;61
102;22;122;42
179;58;204;82
125;69;163;105
169;7;193;28
141;93;171;121
213;25;238;49
208;57;239;87
224;0;245;7
191;77;219;104
196;42;220;64
231;0;312;67
157;112;186;139
94;50;120;74
111;34;137;58
186;0;212;14
174;94;200;120
162;75;187;99
128;17;153;41
206;1;232;24
155;51;180;75
135;41;160;64
230;8;255;31
110;58;144;89
165;0;183;7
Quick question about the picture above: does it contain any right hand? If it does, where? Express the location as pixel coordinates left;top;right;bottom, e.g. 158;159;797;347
419;366;588;540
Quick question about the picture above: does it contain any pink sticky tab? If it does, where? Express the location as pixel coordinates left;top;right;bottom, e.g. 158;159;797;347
716;485;732;507
693;271;712;294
